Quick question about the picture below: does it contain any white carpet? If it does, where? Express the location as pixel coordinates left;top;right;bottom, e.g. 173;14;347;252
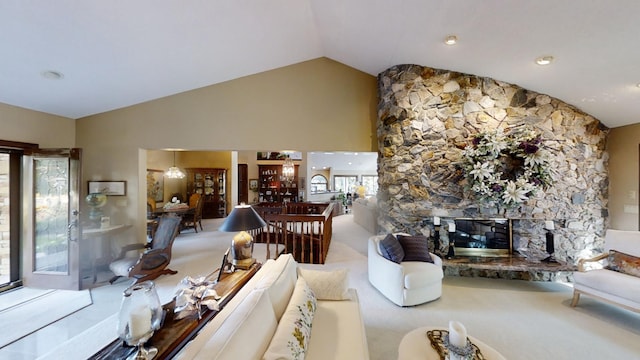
327;215;640;360
0;288;92;347
8;215;640;359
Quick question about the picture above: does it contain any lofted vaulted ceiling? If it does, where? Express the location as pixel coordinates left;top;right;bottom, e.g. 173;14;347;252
1;1;638;128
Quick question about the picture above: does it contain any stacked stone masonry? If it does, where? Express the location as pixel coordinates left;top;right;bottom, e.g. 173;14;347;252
377;65;609;265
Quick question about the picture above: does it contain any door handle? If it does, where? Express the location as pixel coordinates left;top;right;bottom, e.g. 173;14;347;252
68;218;79;243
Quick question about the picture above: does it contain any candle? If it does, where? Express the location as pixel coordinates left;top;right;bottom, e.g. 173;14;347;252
434;216;441;226
544;220;555;231
448;320;467;348
128;305;152;339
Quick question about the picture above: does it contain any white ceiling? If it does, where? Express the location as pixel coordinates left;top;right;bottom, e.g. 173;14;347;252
308;152;377;172
1;1;639;128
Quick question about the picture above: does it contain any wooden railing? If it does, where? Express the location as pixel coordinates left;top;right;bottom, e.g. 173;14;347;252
250;202;334;264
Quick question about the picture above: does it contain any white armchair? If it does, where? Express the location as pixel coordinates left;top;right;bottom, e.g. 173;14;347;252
368;234;443;306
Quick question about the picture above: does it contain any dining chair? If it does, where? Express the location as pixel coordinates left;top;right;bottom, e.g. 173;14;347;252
181;195;204;233
147;197;159;238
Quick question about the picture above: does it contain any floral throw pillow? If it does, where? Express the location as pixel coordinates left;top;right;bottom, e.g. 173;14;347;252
606;250;640;278
263;276;317;360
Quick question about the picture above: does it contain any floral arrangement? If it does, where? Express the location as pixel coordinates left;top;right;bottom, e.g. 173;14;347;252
174;275;221;320
462;128;553;208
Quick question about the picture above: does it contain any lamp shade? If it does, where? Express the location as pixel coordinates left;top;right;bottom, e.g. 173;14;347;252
219;204;266;232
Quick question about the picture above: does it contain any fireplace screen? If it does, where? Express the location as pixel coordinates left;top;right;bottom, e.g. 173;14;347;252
452;218;512;257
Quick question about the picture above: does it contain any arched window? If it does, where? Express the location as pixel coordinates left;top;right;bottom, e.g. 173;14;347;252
310;174;328;193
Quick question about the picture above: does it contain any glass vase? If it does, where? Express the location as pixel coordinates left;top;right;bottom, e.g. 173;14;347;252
117;281;164;360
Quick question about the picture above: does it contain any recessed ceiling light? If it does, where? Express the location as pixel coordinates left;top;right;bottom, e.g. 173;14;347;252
41;70;64;80
535;56;554;65
444;35;458;45
637;83;640;88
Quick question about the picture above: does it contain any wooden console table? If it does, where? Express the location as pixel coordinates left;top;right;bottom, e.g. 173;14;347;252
82;224;132;286
90;264;260;359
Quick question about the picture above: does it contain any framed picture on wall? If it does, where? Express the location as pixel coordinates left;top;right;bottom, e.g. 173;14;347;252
147;169;164;203
88;181;127;196
249;179;259;191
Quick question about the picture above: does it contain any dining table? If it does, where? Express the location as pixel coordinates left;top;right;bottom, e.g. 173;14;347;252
152;204;195;217
149;204;195;236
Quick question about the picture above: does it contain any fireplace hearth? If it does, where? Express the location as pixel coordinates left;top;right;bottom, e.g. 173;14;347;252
442;255;577;282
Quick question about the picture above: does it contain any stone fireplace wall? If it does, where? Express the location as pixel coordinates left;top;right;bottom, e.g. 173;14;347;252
377;65;609;263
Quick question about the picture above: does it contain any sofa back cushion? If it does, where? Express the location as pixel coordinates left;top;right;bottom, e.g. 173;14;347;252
605;230;640;257
255;253;298;321
298;267;350;300
194;289;277;360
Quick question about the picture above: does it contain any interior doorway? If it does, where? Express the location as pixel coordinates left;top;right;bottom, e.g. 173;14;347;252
238;163;248;205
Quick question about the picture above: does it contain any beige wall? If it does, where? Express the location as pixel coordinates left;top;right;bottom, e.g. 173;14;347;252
0;103;75;147
608;123;640;230
75;57;378;242
4;55;634;240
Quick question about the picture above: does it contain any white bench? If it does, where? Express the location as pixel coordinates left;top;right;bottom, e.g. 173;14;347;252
571;229;640;313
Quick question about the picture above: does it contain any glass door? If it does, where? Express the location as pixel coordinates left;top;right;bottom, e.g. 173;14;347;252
23;148;82;290
0;142;37;293
0;151;19;290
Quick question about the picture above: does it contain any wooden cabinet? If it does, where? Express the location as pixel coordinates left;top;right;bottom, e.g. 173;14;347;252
258;165;299;203
186;168;227;218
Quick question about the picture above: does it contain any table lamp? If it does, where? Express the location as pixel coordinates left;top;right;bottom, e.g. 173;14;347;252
219;204;267;270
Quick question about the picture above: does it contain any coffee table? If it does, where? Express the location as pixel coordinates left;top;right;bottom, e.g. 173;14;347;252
397;326;506;360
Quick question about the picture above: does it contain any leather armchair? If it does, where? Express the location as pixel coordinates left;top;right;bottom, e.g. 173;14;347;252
109;214;181;284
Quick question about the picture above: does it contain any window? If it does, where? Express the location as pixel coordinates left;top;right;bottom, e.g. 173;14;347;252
333;175;357;194
361;175;379;196
310;174;328;193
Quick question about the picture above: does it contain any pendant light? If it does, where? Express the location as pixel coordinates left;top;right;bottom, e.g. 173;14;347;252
282;154;295;184
165;151;185;179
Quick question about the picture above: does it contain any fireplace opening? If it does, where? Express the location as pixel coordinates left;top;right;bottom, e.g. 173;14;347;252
451;218;512;257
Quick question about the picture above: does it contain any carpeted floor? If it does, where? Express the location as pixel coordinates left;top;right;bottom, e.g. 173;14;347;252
3;214;640;359
328;215;640;359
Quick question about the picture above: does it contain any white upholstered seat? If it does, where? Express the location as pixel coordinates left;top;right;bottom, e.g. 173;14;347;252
368;234;443;306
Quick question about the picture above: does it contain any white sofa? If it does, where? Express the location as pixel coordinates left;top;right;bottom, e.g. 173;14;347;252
352;197;378;233
176;254;369;359
368;234;443;307
571;229;640;313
